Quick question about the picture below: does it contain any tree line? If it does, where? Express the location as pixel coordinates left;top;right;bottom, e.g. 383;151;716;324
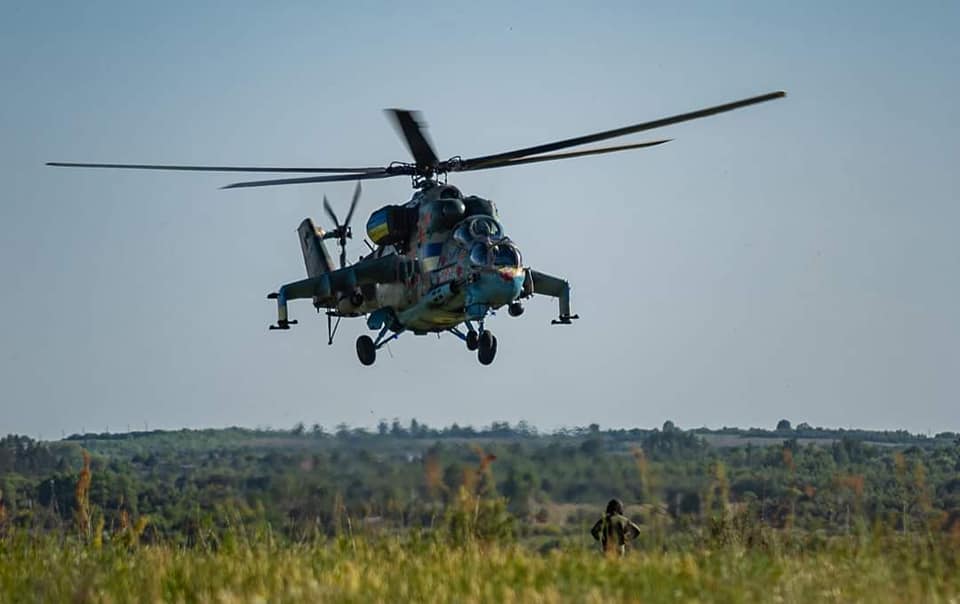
1;420;959;546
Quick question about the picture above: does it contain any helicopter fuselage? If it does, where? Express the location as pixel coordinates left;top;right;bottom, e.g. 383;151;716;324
343;182;527;333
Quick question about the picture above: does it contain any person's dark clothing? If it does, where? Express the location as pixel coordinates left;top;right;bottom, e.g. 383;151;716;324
590;512;641;555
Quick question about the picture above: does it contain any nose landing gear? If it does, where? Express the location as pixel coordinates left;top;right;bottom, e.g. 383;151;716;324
355;324;404;366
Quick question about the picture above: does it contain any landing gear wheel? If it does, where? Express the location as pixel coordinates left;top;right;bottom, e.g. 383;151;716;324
477;331;497;365
356;335;376;366
508;302;524;317
466;330;479;351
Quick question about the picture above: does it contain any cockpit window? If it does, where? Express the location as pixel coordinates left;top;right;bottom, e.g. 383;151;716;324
453;223;471;245
469;243;490;266
454;216;504;247
469;217;502;239
492;244;521;268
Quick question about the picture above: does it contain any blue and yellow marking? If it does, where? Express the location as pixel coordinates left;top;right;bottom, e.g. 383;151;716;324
420;242;444;272
366;210;390;244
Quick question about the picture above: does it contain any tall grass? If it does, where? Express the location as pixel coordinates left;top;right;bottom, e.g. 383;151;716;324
1;530;958;603
3;444;958;601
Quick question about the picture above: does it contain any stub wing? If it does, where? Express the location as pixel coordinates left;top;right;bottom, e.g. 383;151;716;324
268;254;417;329
525;269;579;324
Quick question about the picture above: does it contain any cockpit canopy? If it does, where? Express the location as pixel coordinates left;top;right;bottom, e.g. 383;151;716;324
469;241;522;268
454;215;520;268
492;242;521;267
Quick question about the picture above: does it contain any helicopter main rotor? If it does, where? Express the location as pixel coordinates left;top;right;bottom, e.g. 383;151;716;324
47;91;786;189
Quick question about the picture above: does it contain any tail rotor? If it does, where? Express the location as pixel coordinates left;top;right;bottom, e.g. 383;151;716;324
322;181;362;268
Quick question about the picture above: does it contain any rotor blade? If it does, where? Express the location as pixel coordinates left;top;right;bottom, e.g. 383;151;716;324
46;162;382;173
385;109;439;168
457;91;786;169
458;139;671;172
323;195;340;228
344;181;361;228
221;171;399;189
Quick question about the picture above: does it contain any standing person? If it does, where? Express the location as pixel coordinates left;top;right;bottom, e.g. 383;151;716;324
590;498;641;556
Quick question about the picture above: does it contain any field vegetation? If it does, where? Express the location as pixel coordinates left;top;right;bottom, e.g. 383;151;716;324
1;420;959;601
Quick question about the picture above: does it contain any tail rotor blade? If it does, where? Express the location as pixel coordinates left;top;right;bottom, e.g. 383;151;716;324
323;195;341;228
344;181;361;230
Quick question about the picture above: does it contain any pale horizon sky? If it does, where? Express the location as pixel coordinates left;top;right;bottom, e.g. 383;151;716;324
1;1;958;439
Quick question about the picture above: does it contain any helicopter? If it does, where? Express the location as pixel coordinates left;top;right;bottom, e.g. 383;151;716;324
48;90;785;366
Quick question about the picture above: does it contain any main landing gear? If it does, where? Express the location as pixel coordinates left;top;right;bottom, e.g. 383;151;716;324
358;320;503;367
477;329;497;365
356;335;376;366
450;323;497;365
359;326;497;366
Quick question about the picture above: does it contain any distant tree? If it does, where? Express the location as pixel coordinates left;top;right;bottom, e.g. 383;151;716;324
0;477;12;506
377;420;389;436
643;430;706;460
796;422;813;431
0;445;12;474
292;422;305;436
776;419;792;431
579;438;603;455
663;420;677;433
588;423;600;434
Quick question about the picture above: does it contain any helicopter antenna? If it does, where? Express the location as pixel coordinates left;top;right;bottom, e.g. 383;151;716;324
321;181;362;268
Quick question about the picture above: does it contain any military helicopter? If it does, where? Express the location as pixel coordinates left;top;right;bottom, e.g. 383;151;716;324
48;90;785;366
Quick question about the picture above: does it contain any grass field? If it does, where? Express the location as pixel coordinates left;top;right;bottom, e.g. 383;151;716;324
2;532;958;603
4;430;959;602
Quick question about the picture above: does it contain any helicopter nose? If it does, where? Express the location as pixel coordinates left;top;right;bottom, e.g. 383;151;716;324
467;268;525;311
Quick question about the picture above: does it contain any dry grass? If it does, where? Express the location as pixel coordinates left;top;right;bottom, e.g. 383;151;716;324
1;532;957;603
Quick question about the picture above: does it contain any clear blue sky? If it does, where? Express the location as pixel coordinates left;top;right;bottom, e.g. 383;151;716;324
1;1;957;438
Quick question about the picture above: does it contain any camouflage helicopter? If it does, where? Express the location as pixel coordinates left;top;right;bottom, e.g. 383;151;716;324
48;91;785;366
